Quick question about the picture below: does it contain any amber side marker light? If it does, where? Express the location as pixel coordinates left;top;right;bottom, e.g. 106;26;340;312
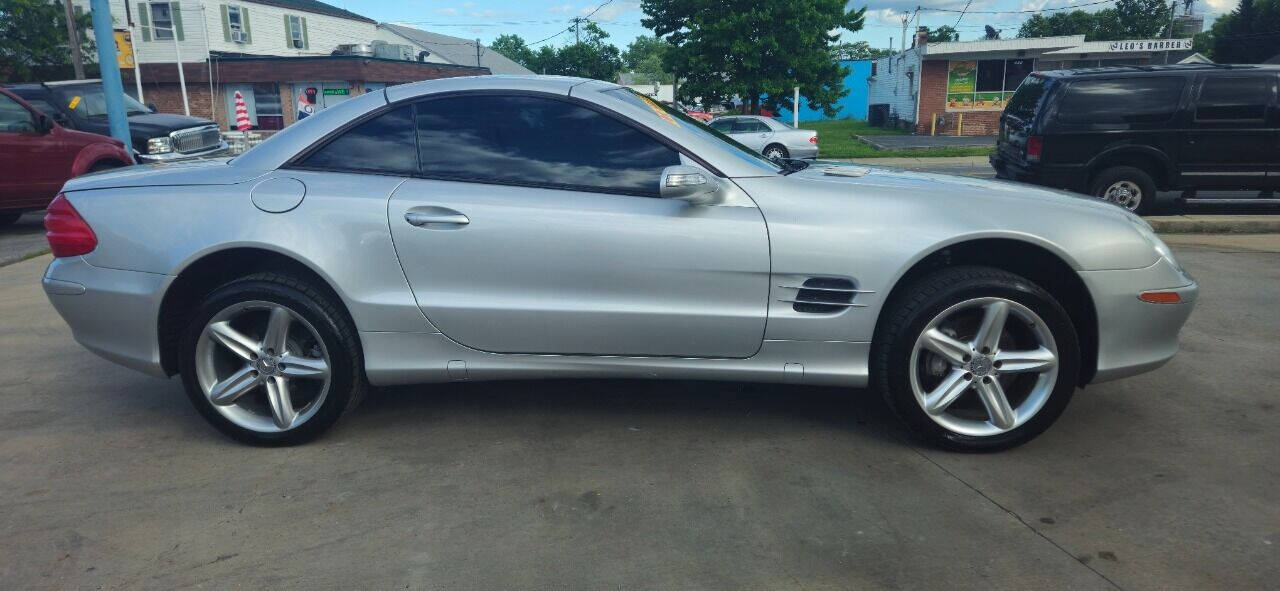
1138;290;1182;304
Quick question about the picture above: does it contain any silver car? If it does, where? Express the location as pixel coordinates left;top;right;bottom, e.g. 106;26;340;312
708;115;818;160
43;76;1197;449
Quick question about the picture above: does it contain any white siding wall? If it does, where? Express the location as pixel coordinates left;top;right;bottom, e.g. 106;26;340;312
75;0;379;64
867;48;922;124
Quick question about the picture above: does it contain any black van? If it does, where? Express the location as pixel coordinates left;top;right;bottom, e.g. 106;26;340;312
6;79;228;164
990;64;1280;214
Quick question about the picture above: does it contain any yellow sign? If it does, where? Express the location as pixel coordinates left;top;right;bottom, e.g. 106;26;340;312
68;96;82;110
114;30;135;69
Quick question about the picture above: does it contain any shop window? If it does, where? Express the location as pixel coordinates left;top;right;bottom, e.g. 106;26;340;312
945;58;1037;112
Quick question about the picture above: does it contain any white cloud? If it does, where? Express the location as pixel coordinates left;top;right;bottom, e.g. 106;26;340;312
434;7;458;15
1201;0;1235;14
548;3;574;14
468;9;504;17
584;0;639;21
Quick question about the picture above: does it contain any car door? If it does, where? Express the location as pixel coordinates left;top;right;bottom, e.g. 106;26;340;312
0;93;67;208
1179;73;1278;190
731;118;773;152
386;93;771;358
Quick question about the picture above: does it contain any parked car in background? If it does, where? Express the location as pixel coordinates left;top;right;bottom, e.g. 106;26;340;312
43;76;1195;450
991;64;1280;214
708;115;818;160
678;103;713;122
0;87;133;228
5;80;228;164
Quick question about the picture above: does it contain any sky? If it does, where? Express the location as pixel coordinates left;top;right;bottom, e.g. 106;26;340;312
351;0;1235;52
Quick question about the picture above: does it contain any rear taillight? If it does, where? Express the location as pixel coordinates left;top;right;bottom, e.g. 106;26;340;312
1025;136;1043;161
809;135;818;144
44;194;97;257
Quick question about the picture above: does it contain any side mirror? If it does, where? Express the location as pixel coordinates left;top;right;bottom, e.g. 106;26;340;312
36;114;54;133
146;103;158;113
659;165;721;205
52;111;72;127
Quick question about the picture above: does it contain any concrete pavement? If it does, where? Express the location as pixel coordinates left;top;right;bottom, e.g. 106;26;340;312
1;238;1277;589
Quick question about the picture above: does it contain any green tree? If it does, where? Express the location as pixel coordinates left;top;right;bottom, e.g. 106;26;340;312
489;34;536;69
924;25;959;42
487;25;623;80
548;22;623;81
622;35;673;83
830;40;894;60
1016;10;1098;38
0;0;95;82
1016;0;1175;41
641;0;865;116
1199;0;1280;63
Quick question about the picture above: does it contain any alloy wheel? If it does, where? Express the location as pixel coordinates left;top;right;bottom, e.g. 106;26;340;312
764;147;786;160
194;300;332;433
908;297;1059;437
1101;180;1142;211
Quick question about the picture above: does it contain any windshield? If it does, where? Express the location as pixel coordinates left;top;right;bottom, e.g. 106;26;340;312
53;85;151;118
1004;75;1046;122
603;88;782;173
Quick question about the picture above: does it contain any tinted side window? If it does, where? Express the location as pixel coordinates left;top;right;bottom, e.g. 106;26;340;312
0;94;35;133
415;95;680;196
1056;77;1185;124
709;118;733;132
1196;76;1274;121
300;105;417;175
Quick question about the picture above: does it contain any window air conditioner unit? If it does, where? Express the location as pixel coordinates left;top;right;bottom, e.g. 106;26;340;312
230;29;246;43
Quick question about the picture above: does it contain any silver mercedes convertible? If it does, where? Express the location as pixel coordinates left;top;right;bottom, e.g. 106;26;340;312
43;76;1197;449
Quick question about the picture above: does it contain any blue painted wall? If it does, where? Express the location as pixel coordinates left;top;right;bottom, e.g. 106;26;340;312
776;59;872;123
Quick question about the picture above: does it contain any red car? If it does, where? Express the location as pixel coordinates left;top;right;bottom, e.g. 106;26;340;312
0;87;133;228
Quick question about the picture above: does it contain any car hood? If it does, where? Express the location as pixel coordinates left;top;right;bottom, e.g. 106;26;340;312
61;158;267;192
125;112;217;137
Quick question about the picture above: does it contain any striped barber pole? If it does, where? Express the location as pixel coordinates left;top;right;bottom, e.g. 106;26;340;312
233;91;251;132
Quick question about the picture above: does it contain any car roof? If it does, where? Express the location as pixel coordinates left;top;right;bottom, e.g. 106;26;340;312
1038;64;1280;79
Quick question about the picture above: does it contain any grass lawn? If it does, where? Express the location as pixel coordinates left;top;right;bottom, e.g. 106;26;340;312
797;119;994;159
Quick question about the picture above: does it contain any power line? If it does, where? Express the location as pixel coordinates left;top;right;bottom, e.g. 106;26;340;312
528;0;616;46
954;0;975;27
920;0;1116;14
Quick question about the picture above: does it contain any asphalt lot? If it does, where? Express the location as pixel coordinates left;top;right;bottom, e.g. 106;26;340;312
1;236;1276;589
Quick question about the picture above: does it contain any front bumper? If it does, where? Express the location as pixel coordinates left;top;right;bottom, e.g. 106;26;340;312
43;256;171;377
1079;257;1198;383
135;141;231;163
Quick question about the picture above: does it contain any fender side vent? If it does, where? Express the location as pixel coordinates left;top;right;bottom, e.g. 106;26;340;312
778;277;870;314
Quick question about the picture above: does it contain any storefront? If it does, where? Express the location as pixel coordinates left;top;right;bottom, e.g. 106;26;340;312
867;31;1198;136
121;54;488;131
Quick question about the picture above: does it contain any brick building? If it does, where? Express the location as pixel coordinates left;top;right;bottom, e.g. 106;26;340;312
868;28;1197;136
121;54;487;130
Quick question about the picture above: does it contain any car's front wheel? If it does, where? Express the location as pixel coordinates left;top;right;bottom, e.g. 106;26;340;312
874;266;1080;451
179;272;365;445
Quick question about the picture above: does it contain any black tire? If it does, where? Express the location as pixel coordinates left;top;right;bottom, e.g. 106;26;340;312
763;144;789;160
872;266;1080;452
178;272;365;445
1090;165;1156;215
0;212;22;229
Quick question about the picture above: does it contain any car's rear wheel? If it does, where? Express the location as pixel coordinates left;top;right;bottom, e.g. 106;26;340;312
179;272;365;445
874;266;1080;451
763;144;789;160
1091;166;1155;215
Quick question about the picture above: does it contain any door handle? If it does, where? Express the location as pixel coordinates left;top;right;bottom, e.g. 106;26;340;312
405;207;469;228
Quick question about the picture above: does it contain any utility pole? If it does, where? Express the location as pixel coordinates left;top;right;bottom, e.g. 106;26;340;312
63;0;86;79
475;38;482;67
570;17;585;44
89;0;131;147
